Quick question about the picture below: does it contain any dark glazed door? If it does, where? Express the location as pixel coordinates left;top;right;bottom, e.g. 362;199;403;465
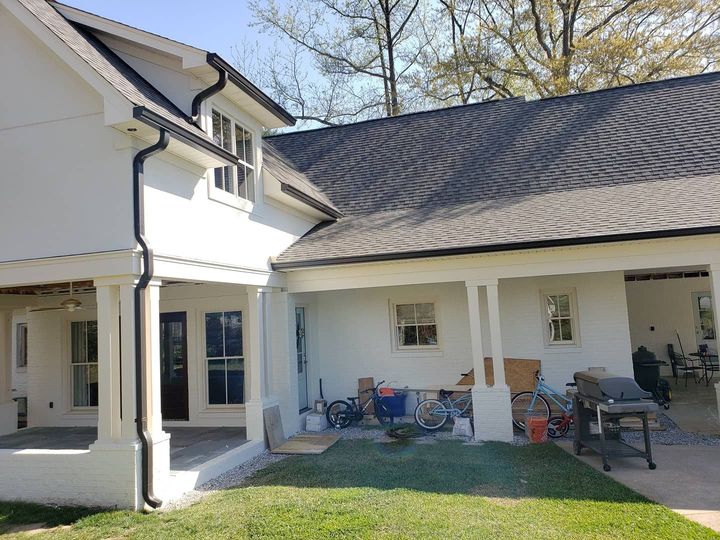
160;312;189;421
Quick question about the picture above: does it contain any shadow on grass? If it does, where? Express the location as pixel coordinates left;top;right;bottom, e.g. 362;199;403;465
243;439;647;504
0;500;107;531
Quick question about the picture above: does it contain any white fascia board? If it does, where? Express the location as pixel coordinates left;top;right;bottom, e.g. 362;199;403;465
153;253;286;288
284;235;720;293
2;0;134;125
51;2;208;69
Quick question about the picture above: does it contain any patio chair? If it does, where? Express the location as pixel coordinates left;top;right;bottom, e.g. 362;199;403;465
666;343;702;387
697;344;720;386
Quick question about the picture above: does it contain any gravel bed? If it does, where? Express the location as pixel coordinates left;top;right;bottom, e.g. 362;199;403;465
621;414;720;447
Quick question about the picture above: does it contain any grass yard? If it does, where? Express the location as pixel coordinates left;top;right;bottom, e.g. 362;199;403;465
0;439;717;539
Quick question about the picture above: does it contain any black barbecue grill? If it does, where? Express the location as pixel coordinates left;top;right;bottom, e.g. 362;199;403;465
572;371;658;471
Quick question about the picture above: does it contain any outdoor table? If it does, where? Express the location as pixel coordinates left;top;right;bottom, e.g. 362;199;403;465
689;353;720;386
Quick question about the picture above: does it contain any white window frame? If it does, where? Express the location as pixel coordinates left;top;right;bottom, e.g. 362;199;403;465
70;319;99;409
390;301;441;353
208;105;256;211
541;289;580;348
202;310;246;408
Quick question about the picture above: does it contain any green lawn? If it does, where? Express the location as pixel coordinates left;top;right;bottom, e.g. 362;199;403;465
1;439;717;539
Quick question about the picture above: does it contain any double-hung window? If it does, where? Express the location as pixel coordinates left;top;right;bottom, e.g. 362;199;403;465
71;321;98;407
393;302;438;349
211;109;255;202
205;311;244;405
543;290;579;346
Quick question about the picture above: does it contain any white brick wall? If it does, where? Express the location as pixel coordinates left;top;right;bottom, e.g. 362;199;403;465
0;443;141;509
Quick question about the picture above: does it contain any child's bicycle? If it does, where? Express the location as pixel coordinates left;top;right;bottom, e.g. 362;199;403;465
326;380;394;428
511;371;575;438
414;389;472;431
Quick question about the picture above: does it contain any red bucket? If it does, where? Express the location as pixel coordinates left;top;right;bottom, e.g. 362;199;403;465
525;415;548;444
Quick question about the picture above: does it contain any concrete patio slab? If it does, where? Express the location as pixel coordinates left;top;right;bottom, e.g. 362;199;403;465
558;441;720;532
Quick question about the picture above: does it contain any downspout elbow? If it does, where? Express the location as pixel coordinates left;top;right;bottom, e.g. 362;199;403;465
191;58;228;127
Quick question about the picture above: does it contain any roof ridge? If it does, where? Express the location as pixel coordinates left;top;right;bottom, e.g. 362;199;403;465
265;96;527;139
267;70;720;139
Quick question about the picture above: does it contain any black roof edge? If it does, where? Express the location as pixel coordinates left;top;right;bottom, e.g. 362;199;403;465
207;53;296;127
133;106;238;166
272;226;720;270
280;183;344;219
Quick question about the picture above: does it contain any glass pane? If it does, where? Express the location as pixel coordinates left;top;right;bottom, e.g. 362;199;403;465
396;304;416;325
221;115;232;151
418;324;437;345
223;166;233;193
208;359;226;404
243;128;253;166
205;313;224;357
16;323;27;368
214;168;224;189
212;110;222;146
245;167;255;201
88;364;99;407
415;303;435;324
71;321;86;364
557;295;571;317
86;321;98;363
224;311;243;357
549;319;561;342
559;319;573;341
699;295;712;310
546;295;558;317
227;358;244;404
399;325;418;347
73;364;87;406
237;165;247;199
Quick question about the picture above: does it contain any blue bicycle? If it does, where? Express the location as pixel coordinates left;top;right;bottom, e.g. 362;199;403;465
511;371;575;438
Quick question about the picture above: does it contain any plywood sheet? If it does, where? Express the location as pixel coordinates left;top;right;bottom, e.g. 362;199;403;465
271;433;341;455
358;377;374;414
458;358;542;393
264;405;286;451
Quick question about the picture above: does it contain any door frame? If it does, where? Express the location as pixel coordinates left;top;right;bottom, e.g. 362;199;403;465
295;306;310;412
692;291;716;354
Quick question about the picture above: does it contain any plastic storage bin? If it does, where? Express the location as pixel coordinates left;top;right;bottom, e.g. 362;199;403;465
380;392;407;417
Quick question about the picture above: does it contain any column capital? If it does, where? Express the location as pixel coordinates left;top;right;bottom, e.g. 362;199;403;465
465;278;499;288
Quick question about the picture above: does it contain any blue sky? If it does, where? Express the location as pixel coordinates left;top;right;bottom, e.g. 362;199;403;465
61;0;274;58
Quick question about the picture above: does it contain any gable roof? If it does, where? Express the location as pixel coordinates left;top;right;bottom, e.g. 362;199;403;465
267;73;720;268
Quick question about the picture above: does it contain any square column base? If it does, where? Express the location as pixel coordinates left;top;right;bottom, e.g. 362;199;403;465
472;385;514;442
0;401;17;437
245;398;280;442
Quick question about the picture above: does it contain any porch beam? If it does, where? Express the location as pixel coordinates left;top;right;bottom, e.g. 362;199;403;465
465;284;487;387
96;284;121;442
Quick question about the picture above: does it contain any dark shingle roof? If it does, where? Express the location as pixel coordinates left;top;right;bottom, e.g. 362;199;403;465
267;73;720;268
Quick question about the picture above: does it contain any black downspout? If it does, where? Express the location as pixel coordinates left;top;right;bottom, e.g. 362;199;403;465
133;130;170;510
191;62;227;127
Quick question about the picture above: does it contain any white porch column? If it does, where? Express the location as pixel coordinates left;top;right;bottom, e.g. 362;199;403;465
466;280;513;442
119;283;138;441
95;284;122;442
245;286;278;442
465;285;487;387
0;310;16;436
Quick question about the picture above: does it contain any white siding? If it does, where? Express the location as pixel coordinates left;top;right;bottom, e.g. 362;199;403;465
626;276;712;369
306;271;633;407
0;9;134;262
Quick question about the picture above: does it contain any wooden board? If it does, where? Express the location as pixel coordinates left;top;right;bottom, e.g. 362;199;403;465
358;377;374;414
271;433;341;455
458;358;542;393
263;405;286;451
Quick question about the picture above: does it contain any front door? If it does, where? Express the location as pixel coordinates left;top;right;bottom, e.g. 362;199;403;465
160;312;189;421
692;292;716;354
296;307;309;411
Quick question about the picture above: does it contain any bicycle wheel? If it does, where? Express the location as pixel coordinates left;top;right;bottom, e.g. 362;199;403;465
326;400;353;428
547;415;570;438
414;399;448;431
511;392;550;430
374;399;394;425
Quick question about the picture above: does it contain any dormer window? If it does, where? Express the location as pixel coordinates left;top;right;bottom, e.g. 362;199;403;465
211;109;255;202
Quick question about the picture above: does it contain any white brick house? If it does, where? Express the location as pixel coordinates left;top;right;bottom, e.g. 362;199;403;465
1;0;719;511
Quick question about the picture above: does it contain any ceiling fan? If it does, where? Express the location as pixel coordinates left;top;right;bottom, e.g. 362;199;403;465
29;282;84;313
